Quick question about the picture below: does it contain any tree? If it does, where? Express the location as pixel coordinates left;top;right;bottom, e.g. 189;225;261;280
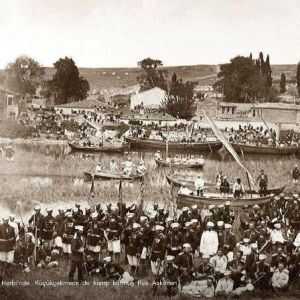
48;57;89;104
5;55;44;95
137;57;168;91
280;73;286;94
160;73;196;119
214;53;275;103
297;62;300;96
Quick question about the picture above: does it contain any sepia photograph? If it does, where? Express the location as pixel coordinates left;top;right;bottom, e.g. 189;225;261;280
0;1;300;299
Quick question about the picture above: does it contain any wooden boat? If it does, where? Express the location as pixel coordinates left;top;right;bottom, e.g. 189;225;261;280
166;175;285;195
125;137;222;152
83;171;144;181
230;143;299;155
177;190;284;208
69;142;127;153
155;158;204;169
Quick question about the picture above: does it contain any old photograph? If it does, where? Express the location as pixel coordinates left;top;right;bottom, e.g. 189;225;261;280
0;1;300;299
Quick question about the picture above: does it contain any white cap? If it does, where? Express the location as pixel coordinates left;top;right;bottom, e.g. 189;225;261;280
103;256;112;263
217;221;224;227
46;208;53;212
133;223;141;229
191;205;197;209
202;255;210;259
166;217;173;223
75;225;84;231
155;225;164;231
2;216;9;221
259;254;267;260
140;216;147;222
224;270;232;276
185;222;192;227
66;211;72;218
34;205;41;210
91;212;98;219
182;207;189;212
243;238;250;243
207;222;214;227
274;223;281;229
225;201;231;206
225;224;232;229
183;243;191;248
191;219;198;224
171;222;180;229
218;204;224;209
208;205;215;210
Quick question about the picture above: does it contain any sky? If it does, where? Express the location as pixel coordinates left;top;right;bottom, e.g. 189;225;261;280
1;0;300;68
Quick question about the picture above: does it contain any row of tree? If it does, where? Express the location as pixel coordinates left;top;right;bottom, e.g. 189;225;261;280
4;53;300;119
3;56;90;105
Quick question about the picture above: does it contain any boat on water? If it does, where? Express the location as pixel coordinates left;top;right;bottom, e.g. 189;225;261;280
230;143;299;155
176;189;284;208
155;158;205;169
69;142;127;153
83;171;144;181
125;137;222;152
166;174;285;195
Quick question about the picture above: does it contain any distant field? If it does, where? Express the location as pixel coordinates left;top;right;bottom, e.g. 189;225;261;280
1;64;298;91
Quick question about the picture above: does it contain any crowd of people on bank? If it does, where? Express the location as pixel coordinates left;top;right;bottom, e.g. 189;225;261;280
225;125;277;146
0;193;299;297
225;125;300;147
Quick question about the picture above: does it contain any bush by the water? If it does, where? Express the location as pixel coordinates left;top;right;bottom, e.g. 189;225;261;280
0;120;35;139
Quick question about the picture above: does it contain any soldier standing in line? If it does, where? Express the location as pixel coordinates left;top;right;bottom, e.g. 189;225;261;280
0;216;16;278
69;225;85;282
42;208;56;251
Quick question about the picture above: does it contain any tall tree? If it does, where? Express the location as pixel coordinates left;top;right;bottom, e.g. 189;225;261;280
280;73;286;94
215;53;275;103
265;54;272;88
161;75;196;119
137;57;168;91
5;55;44;95
48;57;90;104
297;62;300;97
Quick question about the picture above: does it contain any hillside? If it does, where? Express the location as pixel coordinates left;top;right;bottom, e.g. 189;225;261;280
1;64;298;92
49;64;298;91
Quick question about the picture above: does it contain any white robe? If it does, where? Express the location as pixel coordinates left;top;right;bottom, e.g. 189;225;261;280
270;229;285;244
200;230;219;257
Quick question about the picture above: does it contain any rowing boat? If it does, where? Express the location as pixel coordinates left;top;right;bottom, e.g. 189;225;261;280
83;171;144;181
230;143;299;155
125;137;222;152
167;174;285;195
155;158;204;169
177;191;280;208
69;142;127;153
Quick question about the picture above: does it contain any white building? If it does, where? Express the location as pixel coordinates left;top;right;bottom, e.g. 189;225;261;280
130;87;166;110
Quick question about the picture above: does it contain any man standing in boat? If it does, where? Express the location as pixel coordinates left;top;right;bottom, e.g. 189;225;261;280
232;178;245;199
292;164;300;184
195;175;205;197
256;169;268;196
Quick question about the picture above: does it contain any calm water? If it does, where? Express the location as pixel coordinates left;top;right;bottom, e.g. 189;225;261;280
0;142;298;219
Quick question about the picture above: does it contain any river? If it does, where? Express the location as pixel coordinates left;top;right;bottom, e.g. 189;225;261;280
0;142;298;220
